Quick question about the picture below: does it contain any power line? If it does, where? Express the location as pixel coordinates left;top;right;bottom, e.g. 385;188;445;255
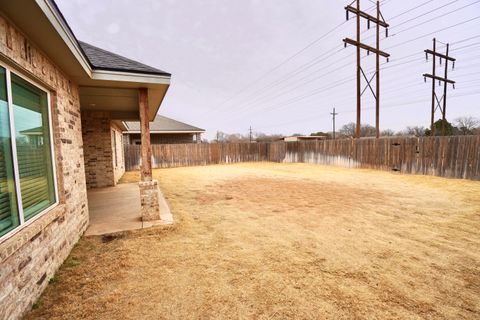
389;0;437;20
234;30;480;119
210;1;478;120
209;1;480;131
228;17;480;119
206;20;351;112
386;15;480;50
200;0;398;116
390;1;480;36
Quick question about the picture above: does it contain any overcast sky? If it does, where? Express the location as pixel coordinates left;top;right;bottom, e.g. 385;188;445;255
56;0;480;139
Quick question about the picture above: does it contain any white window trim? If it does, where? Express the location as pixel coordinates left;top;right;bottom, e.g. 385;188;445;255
0;62;59;243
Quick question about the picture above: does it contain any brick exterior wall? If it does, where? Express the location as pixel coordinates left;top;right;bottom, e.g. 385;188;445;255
81;112;125;189
82;111;114;189
0;15;89;320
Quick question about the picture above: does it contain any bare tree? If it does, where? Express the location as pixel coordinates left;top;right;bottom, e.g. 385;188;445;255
255;133;283;143
455;116;479;135
381;129;395;136
398;126;426;137
339;122;356;137
339;122;378;137
361;124;376;137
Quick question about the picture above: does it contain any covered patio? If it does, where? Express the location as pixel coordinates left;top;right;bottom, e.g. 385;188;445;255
85;182;173;236
76;42;174;232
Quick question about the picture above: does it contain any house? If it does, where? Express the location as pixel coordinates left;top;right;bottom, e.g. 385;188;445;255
283;135;328;142
124;115;205;145
0;1;171;318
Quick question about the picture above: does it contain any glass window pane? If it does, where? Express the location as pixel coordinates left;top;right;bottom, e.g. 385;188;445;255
0;67;19;236
11;74;55;220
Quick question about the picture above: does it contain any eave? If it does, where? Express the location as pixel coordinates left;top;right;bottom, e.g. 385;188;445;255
1;0;171;121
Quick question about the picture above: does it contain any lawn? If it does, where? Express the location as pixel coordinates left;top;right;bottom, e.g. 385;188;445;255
25;163;480;319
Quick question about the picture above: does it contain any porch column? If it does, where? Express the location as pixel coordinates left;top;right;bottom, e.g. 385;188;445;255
139;88;152;181
138;88;161;221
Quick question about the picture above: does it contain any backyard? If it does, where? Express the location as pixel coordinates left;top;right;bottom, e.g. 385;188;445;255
25;163;480;319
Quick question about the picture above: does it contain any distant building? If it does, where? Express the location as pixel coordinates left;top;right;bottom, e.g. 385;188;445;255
283;136;328;142
123;116;205;145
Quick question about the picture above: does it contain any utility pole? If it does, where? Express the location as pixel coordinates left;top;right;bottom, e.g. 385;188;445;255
330;107;339;139
423;38;456;136
249;126;253;143
343;0;390;139
216;131;220;143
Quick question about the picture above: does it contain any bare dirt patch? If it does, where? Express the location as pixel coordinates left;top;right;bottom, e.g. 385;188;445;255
25;163;480;319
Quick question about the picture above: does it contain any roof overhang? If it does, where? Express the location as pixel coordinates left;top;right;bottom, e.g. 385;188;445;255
0;0;171;121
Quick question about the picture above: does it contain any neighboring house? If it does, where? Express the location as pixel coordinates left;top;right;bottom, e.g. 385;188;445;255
124;115;205;145
0;1;171;319
283;136;328;142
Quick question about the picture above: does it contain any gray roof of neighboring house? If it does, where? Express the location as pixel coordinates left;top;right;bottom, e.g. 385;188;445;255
78;41;170;76
124;116;205;133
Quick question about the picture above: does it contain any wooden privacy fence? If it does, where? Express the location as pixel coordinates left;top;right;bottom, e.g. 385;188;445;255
124;135;480;180
125;143;271;170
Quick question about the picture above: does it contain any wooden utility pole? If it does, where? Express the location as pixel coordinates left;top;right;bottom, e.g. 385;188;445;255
423;38;456;136
249;126;253;143
343;0;390;139
330;107;339;139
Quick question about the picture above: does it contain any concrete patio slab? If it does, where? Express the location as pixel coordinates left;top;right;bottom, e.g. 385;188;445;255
85;183;174;236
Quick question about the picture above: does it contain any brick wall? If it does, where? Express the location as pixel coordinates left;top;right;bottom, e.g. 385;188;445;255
81;111;115;189
0;15;89;320
82;112;125;188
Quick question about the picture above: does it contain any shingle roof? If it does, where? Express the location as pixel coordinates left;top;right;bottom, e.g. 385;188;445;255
78;41;171;76
124;116;205;133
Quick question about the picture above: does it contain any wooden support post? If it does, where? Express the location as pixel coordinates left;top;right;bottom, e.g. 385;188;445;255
375;0;380;139
442;44;450;136
356;0;361;139
430;38;437;136
139;88;152;181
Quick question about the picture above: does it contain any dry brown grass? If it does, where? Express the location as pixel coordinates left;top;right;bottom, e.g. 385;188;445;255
25;163;480;319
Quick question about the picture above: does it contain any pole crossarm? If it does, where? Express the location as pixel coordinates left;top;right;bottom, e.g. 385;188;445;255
425;49;456;62
423;73;456;85
343;38;390;58
345;5;389;28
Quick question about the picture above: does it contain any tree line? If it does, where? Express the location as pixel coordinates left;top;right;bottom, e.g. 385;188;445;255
211;116;479;143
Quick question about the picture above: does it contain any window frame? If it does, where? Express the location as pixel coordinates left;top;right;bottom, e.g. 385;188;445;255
0;62;59;242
